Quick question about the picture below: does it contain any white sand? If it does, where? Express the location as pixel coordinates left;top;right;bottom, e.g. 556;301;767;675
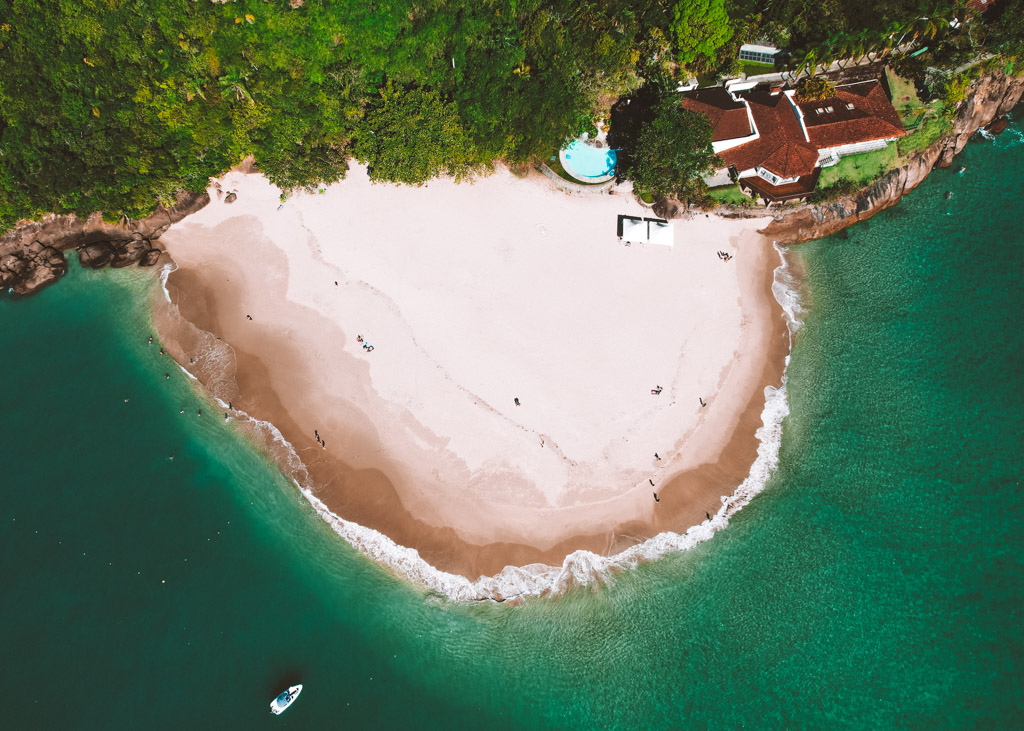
160;165;775;551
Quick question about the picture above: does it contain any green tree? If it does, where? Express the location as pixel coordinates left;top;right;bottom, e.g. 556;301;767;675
352;83;482;185
218;66;252;104
794;76;836;102
990;0;1024;58
670;0;734;69
622;99;717;200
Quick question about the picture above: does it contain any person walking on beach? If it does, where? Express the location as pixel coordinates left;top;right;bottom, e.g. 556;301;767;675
654;452;661;460
514;397;520;406
699;397;706;407
653;493;660;502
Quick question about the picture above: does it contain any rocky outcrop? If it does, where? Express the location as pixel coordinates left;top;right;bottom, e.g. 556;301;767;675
0;241;67;295
937;70;1024;165
0;190;208;295
659;70;1024;245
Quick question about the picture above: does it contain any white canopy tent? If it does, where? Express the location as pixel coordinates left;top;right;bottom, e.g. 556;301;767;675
620;216;674;247
647;221;674;247
621;218;647;243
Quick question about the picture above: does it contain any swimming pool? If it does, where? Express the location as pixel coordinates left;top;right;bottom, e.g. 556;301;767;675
559;139;617;181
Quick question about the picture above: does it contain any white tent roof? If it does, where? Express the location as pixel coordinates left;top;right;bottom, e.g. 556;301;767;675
648;221;674;247
622;218;646;242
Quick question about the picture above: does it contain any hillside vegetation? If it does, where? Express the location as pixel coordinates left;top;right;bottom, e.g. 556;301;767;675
0;0;1020;230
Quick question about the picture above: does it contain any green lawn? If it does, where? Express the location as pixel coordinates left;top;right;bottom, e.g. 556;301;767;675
886;68;923;119
707;184;751;205
741;61;776;77
818;143;902;189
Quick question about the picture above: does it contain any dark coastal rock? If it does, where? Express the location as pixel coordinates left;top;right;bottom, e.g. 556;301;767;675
110;236;153;267
224;192;237;204
78;241;115;268
0;190;209;295
0;241;69;295
985;116;1009;136
1;253;27;277
140;248;164;267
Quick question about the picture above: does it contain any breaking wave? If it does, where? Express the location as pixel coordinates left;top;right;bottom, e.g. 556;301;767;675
156;243;803;603
290;245;801;602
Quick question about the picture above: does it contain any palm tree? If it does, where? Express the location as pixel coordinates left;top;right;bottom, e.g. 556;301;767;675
218;66;252;103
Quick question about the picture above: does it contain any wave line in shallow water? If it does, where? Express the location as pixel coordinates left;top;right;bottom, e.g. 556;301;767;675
266;244;803;603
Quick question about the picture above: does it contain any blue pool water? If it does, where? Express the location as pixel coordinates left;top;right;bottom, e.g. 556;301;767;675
561;139;617;178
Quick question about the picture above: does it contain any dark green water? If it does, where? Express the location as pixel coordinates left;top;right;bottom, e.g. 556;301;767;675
3;115;1022;729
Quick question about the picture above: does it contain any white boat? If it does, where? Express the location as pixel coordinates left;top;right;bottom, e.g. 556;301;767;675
269;684;302;715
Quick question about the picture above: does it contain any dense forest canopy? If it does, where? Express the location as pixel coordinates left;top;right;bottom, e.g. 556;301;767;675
0;0;1019;231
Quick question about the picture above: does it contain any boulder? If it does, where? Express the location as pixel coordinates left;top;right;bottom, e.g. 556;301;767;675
140;248;164;267
78;241;115;268
985;116;1009;136
8;242;67;294
108;236;152;267
1;253;27;276
224;191;237;204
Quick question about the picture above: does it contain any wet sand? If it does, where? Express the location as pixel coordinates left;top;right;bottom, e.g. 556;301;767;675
155;165;788;581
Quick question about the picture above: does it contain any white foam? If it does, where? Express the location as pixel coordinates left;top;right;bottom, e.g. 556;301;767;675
159;262;177;303
273;245;803;603
162;239;803;602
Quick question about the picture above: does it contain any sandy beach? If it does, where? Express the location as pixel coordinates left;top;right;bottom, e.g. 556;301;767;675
155;164;789;581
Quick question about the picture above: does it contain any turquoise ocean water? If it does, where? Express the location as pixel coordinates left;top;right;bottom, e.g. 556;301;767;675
2;113;1021;728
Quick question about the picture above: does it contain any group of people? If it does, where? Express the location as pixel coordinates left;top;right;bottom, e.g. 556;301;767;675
314;429;326;449
716;250;733;262
356;335;374;352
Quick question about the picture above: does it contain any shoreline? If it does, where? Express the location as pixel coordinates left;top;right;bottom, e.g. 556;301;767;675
151;244;799;602
151;164;794;597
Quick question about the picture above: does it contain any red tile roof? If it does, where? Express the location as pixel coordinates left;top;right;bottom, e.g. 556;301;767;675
679;88;753;142
796;80;905;148
715;91;819;178
741;167;821;203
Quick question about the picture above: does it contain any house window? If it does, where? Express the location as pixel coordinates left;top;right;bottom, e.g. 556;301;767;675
846;103;855;110
739;49;777;64
825;106;834;113
755;167;800;186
